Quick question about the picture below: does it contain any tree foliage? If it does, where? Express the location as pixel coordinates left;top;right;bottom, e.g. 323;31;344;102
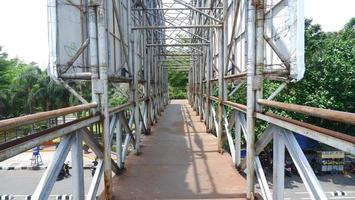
0;48;70;119
264;19;355;135
168;70;188;99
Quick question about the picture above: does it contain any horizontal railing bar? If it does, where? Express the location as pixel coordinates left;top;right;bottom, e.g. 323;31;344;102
108;97;148;115
0;103;97;132
0;115;101;161
256;112;355;154
258;99;355;125
108;102;133;115
208;97;354;150
264;112;355;144
61;73;134;82
209;96;219;102
208;96;247;113
207;71;289;83
223;100;247;113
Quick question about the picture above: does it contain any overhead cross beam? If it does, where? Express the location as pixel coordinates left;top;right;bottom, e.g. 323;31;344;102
132;7;223;11
147;43;209;47
154;53;202;56
132;25;222;30
173;0;223;23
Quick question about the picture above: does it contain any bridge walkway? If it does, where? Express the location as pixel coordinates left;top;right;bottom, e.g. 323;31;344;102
110;99;246;199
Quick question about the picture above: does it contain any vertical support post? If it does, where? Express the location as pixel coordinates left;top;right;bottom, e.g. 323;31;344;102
255;0;264;111
133;30;141;153
147;46;153;127
234;111;241;166
273;130;285;200
246;0;257;198
143;13;152;134
89;1;100;106
116;117;122;168
205;40;211;131
153;49;158;121
72;131;85;199
217;25;223;150
199;54;203;120
97;0;112;198
217;0;228;152
192;59;196;109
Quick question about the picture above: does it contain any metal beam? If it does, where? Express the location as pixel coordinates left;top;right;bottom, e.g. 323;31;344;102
273;129;285;200
32;134;74;199
258;99;355;125
72;131;85;199
154;53;202;56
87;159;104;200
81;128;121;174
132;7;223;11
0;116;100;162
256;113;355;154
282;130;327;200
132;25;222;30
0;103;97;131
173;0;222;23
147;43;209;47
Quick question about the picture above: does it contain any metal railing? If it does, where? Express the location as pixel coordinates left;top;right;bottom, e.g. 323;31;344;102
197;95;355;200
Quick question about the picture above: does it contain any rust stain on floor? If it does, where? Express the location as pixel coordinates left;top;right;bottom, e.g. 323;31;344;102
110;100;247;199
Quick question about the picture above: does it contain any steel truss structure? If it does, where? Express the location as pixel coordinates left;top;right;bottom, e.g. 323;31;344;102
186;0;354;199
0;0;354;199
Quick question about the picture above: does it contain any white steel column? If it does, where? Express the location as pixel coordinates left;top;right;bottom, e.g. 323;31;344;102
71;130;85;199
273;130;285;200
234;111;242;166
246;0;257;198
97;0;112;198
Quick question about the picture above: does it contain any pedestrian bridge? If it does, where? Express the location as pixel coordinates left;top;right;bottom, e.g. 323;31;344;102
0;0;354;199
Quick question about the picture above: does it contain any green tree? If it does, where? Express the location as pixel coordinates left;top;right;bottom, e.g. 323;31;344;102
0;47;70;118
266;19;355;135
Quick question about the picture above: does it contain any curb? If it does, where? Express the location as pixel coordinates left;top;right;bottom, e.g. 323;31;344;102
0;195;13;200
0;166;47;170
0;165;93;170
332;191;347;197
0;195;98;200
55;195;72;200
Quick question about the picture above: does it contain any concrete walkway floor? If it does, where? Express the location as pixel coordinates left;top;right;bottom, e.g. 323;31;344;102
110;100;246;199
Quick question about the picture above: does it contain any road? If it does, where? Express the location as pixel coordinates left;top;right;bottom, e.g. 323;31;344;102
0;169;104;199
255;173;355;199
283;174;355;199
0;169;354;199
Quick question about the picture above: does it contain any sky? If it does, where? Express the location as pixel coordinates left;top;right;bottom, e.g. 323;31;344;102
0;0;354;69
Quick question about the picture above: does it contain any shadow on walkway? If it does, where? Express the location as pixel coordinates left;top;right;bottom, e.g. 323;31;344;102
109;99;246;199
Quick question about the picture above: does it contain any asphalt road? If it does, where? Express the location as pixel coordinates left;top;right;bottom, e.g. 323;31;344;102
283;174;355;199
255;173;355;200
0;169;354;199
0;169;104;198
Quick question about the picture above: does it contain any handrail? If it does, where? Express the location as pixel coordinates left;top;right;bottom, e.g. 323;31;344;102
209;96;219;102
223;100;247;112
258;99;355;125
263;112;355;144
109;102;133;115
0;103;97;132
0;96;150;132
108;97;150;115
209;98;354;145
